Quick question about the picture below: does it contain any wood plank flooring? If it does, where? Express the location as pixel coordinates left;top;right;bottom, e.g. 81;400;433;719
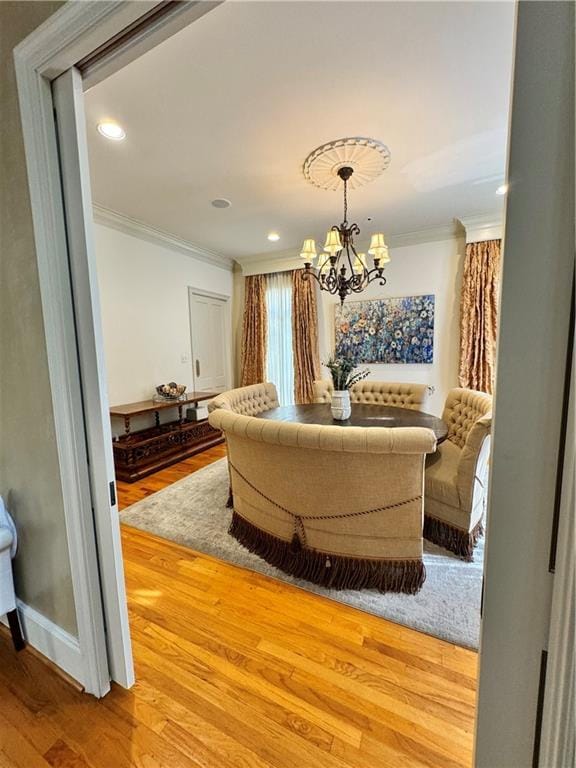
0;448;479;767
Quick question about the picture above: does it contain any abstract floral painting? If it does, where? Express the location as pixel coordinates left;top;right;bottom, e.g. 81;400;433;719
335;295;435;364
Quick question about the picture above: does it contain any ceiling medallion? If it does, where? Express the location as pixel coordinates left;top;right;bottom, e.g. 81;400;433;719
300;139;391;305
303;137;391;191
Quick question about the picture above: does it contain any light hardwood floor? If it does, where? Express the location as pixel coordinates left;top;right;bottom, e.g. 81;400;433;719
0;451;478;768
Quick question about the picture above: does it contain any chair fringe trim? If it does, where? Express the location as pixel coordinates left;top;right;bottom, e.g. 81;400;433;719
423;515;484;561
229;511;426;594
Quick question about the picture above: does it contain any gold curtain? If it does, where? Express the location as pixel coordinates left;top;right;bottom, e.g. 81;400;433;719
459;239;501;394
292;271;320;404
240;275;267;386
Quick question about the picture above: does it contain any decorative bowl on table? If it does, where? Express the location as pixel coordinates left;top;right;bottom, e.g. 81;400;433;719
154;382;187;401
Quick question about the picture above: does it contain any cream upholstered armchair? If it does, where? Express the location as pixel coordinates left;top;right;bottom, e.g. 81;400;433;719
208;383;280;507
209;408;437;593
424;388;492;560
208;382;279;416
313;379;429;411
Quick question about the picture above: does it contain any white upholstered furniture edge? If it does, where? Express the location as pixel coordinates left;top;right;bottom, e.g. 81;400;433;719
0;498;24;650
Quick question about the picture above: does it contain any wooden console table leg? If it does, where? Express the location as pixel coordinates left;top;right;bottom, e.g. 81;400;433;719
178;404;183;425
155;410;160;428
7;609;25;651
124;415;131;436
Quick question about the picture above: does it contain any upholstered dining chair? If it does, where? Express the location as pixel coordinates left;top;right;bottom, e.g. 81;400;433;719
313;380;429;411
209;408;437;594
208;382;279;416
424;388;492;560
208;382;280;507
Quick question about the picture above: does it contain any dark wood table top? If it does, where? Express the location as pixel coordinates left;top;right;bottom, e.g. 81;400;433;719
110;391;217;418
256;403;448;443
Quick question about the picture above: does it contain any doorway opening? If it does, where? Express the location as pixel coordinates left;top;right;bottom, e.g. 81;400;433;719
14;0;576;760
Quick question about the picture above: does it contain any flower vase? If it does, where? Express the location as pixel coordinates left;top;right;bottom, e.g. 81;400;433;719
331;390;351;421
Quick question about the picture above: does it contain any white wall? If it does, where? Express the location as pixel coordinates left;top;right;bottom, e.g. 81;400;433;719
317;237;464;415
93;222;233;424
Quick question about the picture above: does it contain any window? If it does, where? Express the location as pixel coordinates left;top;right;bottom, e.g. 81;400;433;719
265;272;294;405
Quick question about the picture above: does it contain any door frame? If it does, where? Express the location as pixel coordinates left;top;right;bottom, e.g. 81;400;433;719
13;2;575;762
52;66;134;691
13;0;223;696
188;287;232;393
474;3;574;765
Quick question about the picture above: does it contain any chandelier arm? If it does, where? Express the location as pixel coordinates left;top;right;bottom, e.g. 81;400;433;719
345;241;357;281
302;266;339;296
302;262;387;302
324;267;339;293
366;269;387;288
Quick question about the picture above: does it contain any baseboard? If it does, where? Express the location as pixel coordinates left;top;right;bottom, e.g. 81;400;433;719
2;600;84;686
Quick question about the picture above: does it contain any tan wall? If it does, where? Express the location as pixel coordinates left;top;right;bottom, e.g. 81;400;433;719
0;2;77;636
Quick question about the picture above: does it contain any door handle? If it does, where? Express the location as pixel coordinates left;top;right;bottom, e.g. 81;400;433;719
195;359;200;377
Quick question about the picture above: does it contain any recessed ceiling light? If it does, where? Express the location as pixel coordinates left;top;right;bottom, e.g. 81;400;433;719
267;232;280;242
97;121;126;141
496;184;508;196
211;198;231;209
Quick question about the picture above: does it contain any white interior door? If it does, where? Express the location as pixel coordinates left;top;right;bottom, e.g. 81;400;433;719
53;68;134;689
189;290;229;392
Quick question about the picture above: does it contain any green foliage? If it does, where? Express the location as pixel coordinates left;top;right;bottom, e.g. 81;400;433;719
325;356;370;391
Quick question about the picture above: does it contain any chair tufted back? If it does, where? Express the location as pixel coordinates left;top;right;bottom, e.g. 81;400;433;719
313;380;333;404
351;381;429;410
208;382;280;417
210;408;437;454
313;379;428;411
442;388;492;450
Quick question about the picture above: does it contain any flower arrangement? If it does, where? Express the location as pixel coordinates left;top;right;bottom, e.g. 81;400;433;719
325;356;369;392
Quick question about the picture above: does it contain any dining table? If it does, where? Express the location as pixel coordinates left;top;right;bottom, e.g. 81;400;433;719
255;402;448;444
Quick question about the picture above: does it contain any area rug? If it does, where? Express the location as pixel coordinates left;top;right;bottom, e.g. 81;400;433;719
121;458;483;649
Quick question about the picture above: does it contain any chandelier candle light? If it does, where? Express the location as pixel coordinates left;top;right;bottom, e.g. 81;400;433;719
299;138;392;304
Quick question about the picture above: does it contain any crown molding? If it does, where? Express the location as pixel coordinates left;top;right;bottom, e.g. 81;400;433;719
236;222;465;275
386;221;464;248
92;204;234;271
237;247;298;265
458;212;504;243
237;248;302;276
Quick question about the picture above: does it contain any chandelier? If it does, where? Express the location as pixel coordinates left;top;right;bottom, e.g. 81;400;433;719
299;138;391;305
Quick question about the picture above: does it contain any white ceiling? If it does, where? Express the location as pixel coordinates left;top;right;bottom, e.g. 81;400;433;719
85;1;515;261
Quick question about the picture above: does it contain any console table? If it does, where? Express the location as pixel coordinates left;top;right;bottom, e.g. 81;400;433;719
110;392;223;483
